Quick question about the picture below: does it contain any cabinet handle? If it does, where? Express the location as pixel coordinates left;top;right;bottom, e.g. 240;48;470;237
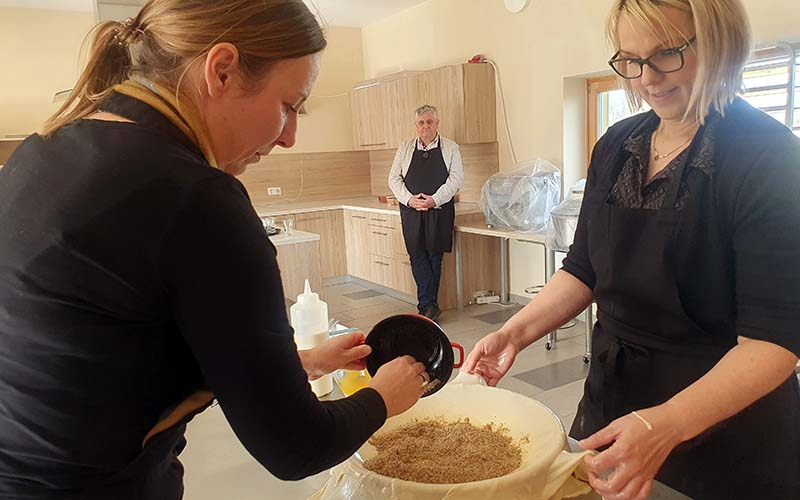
352;215;367;219
372;231;388;236
371;218;387;222
359;142;387;147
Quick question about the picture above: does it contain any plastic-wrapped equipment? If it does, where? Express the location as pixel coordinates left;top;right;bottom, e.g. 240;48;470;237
546;179;586;252
309;373;592;500
479;158;561;233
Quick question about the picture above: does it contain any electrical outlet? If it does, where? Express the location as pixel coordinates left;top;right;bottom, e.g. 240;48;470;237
267;187;282;196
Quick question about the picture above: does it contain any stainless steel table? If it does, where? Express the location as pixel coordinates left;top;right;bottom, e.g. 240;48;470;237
454;221;591;361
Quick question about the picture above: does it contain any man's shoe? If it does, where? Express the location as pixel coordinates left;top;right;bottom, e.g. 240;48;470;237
422;304;441;322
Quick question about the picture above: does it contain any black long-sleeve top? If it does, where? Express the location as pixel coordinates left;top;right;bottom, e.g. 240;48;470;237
0;94;386;499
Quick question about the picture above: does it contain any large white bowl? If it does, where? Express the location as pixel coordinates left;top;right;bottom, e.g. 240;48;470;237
311;382;592;500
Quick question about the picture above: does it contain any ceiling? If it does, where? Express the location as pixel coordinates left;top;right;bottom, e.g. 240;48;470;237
0;0;431;26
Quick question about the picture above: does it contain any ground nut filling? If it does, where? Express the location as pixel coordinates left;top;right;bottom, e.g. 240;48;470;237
363;417;524;483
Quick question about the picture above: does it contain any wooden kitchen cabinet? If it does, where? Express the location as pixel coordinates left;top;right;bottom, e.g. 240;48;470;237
344;210;370;279
421;65;466;142
350;82;388;150
352;63;496;148
293;210;347;279
382;72;424;149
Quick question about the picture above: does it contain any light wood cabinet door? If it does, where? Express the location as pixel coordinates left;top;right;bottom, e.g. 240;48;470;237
463;63;497;144
383;73;425;149
368;226;393;259
293;210;346;279
368;254;393;288
344;210;370;279
351;83;388;150
394;252;417;296
423;65;465;142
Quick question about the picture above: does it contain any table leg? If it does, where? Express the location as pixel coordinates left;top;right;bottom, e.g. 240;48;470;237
455;231;464;311
583;305;593;363
545;248;557;350
499;237;513;305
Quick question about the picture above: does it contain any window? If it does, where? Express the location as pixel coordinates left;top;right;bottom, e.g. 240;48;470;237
741;42;799;137
587;41;800;166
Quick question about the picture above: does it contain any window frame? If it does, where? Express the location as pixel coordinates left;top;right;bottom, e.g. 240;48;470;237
586;75;620;167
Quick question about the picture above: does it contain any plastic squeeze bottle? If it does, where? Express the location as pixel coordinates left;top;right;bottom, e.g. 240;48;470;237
290;280;333;397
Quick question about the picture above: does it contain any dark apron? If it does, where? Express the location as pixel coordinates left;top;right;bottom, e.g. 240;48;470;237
399;144;455;254
570;136;800;499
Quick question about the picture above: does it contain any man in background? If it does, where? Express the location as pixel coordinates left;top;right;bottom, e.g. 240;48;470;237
388;105;464;320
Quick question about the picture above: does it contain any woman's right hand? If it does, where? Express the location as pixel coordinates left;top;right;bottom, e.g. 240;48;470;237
369;355;428;418
461;330;520;387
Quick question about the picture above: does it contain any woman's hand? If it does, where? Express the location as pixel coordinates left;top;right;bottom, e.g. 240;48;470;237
369;355;428;417
579;405;684;500
300;332;371;381
461;330;521;386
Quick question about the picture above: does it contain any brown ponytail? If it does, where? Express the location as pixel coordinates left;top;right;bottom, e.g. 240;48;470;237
41;21;134;135
42;0;326;136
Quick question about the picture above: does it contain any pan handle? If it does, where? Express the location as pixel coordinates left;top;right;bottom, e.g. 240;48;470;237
451;342;465;368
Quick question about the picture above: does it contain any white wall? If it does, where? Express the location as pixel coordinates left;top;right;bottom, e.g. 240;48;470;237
361;0;800;295
0;7;95;137
0;7;363;154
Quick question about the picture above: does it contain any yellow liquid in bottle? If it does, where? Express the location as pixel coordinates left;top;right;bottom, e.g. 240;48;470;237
337;370;372;396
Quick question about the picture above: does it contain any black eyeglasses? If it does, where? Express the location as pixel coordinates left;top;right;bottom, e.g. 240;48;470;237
608;36;696;79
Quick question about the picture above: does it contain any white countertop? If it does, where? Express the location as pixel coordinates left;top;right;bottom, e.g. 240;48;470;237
455;219;548;244
253;196;482;217
268;228;320;246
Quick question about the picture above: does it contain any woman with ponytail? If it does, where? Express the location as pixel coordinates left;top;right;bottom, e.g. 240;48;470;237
0;1;427;498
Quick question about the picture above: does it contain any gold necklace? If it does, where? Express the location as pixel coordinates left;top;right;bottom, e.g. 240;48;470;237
652;126;693;161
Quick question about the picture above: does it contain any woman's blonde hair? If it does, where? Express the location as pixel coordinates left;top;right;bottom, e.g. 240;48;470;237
606;0;751;124
43;0;326;135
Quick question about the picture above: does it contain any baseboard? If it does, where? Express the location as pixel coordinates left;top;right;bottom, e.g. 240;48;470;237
322;275;350;286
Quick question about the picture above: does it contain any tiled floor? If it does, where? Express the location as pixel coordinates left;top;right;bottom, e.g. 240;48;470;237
182;281;596;499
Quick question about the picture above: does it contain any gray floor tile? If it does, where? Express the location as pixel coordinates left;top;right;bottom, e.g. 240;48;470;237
471;305;524;324
343;289;383;300
532;379;587;416
513;356;590;391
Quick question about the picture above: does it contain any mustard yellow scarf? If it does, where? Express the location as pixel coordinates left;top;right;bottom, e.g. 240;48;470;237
113;78;218;168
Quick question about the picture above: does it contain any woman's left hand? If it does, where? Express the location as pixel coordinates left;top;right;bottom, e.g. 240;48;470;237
302;332;372;381
579;405;685;500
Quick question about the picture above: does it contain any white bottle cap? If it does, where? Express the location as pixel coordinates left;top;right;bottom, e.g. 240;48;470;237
297;279;319;305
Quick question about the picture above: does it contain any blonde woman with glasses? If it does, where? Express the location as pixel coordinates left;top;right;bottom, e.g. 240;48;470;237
0;1;428;498
464;1;800;499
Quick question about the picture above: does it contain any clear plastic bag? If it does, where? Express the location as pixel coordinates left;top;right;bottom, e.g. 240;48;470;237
479;158;561;233
546;179;586;252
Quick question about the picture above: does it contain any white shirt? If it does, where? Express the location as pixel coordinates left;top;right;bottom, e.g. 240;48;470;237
387;135;464;208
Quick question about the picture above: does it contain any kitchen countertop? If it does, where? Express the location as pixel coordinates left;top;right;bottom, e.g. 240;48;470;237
253;196;483;217
267;228;320;246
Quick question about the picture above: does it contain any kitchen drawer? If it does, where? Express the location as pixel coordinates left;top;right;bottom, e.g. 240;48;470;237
367;213;396;229
368;225;396;258
368;254;393;287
